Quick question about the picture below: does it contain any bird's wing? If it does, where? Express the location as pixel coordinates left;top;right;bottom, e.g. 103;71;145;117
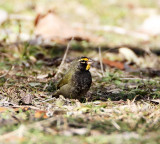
56;60;77;89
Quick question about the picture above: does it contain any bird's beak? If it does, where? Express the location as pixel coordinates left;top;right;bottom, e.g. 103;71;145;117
87;59;93;65
86;59;92;70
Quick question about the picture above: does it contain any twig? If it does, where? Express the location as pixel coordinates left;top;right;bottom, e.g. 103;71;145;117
0;65;14;78
111;120;121;130
40;97;56;103
11;105;41;110
98;46;105;77
54;37;74;78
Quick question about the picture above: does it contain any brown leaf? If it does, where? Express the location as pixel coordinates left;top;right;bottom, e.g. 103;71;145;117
34;11;102;43
103;58;124;70
34;110;48;119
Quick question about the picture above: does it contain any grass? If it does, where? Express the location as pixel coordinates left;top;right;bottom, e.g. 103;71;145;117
0;98;160;143
0;0;160;143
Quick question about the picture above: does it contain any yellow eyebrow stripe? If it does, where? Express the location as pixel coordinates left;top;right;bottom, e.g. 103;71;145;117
80;58;88;61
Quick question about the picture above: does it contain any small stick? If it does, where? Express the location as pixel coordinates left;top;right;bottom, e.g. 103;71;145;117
54;37;74;79
40;97;56;103
0;65;14;78
98;46;105;76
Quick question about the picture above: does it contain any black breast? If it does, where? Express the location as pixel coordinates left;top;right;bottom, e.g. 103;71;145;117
72;70;92;94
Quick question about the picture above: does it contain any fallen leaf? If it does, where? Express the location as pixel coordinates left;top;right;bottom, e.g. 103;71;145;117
119;47;142;65
103;58;124;70
34;110;48;119
34;11;102;43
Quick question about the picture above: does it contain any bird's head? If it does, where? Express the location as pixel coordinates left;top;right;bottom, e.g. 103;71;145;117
78;56;92;71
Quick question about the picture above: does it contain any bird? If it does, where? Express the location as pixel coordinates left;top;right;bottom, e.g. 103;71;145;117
53;56;92;100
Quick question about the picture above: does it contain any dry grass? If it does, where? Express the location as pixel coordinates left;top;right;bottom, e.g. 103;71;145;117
0;0;160;143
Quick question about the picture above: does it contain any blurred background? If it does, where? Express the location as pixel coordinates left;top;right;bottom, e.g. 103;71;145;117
1;0;160;65
1;0;160;69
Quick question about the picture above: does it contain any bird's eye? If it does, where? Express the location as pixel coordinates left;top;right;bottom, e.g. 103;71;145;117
80;60;86;63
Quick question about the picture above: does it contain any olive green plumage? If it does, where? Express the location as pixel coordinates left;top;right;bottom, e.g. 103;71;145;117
53;56;92;100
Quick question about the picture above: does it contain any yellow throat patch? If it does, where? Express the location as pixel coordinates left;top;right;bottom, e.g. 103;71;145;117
86;64;90;70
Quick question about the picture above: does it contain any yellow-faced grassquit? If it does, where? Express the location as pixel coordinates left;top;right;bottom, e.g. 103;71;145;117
53;56;92;100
